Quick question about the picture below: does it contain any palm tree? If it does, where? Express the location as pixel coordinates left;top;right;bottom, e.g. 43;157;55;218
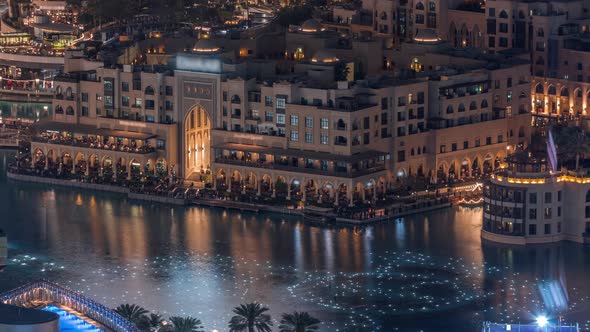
554;126;590;170
114;304;149;326
169;316;205;332
147;313;164;331
279;312;321;332
228;303;273;332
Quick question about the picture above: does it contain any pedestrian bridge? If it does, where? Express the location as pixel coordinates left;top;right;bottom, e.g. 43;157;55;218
0;281;139;332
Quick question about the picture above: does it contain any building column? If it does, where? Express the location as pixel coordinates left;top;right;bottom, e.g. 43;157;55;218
44;156;49;170
257;180;262;196
334;189;339;206
347;188;353;207
85;162;89;176
113;163;118;180
127;164;132;180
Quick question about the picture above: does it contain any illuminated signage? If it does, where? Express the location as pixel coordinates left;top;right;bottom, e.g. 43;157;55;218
176;54;222;74
184;82;212;100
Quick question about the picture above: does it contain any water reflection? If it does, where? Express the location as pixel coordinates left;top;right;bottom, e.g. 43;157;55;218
1;151;590;330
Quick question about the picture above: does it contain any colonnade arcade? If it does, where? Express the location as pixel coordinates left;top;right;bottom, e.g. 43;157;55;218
212;167;387;206
31;146;168;180
532;81;590;116
434;153;503;183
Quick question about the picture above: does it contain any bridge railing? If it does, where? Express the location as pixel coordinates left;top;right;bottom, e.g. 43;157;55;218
0;281;140;332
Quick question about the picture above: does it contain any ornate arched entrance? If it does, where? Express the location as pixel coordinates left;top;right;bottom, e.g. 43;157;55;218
184;105;211;178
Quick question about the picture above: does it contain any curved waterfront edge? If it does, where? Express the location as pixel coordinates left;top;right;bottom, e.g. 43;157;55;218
6;171;455;225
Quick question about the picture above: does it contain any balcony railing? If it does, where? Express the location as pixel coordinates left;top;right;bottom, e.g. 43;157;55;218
33;136;157;154
214;157;385;178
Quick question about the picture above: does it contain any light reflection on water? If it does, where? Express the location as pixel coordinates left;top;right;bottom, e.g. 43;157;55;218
1;152;590;330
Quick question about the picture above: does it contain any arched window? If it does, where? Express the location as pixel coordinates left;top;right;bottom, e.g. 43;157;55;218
411;148;415;156
481;99;489;108
145;86;155;95
586;189;590;202
537;28;544;37
231;95;241;103
446;105;454;114
576;89;583;98
469;101;477;110
422;146;426;154
66;106;74;115
560;87;569;97
416;2;425;10
499;10;508;18
381;11;387;20
518;126;525;138
519;92;527;99
535;84;544;94
458;103;466;112
548;86;556;95
518;10;525;19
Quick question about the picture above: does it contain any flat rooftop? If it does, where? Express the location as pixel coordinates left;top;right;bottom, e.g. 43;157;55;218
0;303;58;325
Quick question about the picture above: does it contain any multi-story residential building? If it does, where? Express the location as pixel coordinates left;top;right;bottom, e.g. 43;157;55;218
27;18;532;207
483;150;590;244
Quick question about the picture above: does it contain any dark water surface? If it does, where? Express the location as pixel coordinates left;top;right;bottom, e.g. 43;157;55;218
1;151;590;331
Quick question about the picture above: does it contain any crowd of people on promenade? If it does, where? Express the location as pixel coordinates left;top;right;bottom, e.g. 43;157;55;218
36;132;156;153
10;145;484;221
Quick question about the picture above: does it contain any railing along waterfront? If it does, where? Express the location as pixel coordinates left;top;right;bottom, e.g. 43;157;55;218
491;170;590;184
0;281;139;332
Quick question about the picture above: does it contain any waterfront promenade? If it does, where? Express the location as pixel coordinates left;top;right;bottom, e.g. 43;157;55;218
6;165;472;224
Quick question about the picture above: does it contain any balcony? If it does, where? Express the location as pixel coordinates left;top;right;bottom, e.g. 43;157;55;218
214;156;385;178
32;136;157;155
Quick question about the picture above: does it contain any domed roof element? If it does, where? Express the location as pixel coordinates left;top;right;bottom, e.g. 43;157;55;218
300;19;324;33
311;49;339;63
414;29;441;43
192;38;221;53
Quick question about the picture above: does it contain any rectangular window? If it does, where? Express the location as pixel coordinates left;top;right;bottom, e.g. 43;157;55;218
545;224;551;235
81;93;88;102
96;107;101;115
290;130;299;141
558;206;561;217
265;111;273;122
122;82;129;92
320;118;329;129
544;192;552;204
276;114;285;125
305;132;313;143
397;150;405;162
276;97;286;109
486;136;492;145
81;106;89;116
544;208;552;219
529;193;537;204
452;143;457;151
558;190;562;202
265;96;273;107
497;135;503;143
320;134;329;145
305;117;313;128
290;115;299;126
529;224;537;235
165;86;173;96
157;139;165;149
463;141;469;149
134;98;143;107
475;139;481;147
529;208;537;220
557;222;562;233
440;145;446;153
